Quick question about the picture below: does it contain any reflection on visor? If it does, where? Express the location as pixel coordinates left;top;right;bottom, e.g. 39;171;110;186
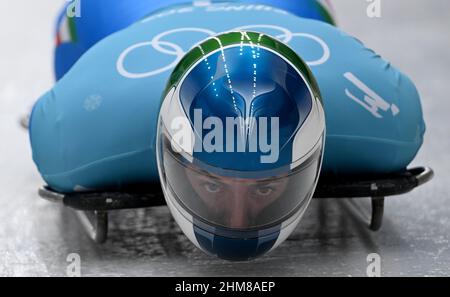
160;133;322;231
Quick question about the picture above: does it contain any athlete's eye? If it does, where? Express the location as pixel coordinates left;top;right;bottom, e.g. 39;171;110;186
203;182;222;193
255;186;274;197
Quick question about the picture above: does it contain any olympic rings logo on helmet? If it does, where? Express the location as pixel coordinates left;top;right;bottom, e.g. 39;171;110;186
116;25;331;79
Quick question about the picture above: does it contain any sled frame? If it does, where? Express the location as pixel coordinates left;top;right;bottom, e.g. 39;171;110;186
38;167;434;243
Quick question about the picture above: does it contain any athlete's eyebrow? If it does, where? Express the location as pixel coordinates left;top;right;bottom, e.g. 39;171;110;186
255;180;283;186
190;167;223;181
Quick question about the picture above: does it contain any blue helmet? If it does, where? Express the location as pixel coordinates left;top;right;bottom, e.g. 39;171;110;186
157;31;325;261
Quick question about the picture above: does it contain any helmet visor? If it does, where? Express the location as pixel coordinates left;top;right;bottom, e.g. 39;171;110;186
158;130;322;231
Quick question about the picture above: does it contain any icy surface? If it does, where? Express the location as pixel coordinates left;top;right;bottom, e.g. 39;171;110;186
0;0;449;276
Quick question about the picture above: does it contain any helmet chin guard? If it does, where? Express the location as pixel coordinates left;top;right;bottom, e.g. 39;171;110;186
157;31;325;261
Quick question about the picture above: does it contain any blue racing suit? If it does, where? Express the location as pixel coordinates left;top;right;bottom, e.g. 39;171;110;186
30;2;425;193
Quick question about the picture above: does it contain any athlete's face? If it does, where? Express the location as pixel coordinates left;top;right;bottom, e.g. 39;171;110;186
186;169;288;229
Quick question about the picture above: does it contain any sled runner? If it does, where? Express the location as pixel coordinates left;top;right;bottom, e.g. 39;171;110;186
37;166;434;243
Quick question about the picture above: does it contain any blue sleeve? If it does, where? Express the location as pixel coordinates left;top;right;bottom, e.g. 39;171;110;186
54;0;336;80
299;28;425;174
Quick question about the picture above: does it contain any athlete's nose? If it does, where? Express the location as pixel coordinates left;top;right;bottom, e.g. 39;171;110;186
226;184;250;229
